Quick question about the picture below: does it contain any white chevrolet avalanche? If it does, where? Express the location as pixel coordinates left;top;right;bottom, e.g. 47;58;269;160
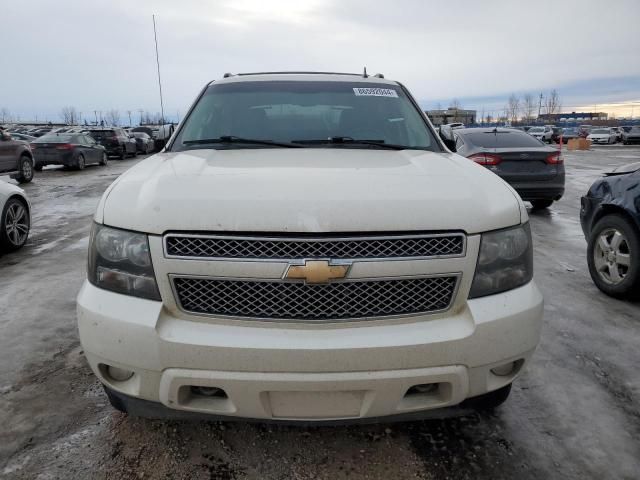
77;72;543;423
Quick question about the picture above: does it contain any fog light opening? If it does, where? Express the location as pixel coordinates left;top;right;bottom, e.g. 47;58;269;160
491;359;524;377
190;386;228;399
105;365;134;382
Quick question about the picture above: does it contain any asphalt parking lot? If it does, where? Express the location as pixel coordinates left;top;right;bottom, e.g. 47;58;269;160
1;146;639;480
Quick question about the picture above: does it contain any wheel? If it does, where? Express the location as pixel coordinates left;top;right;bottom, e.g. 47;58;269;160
15;155;34;184
100;152;108;166
0;197;30;251
587;214;640;299
76;154;85;170
465;384;512;410
120;146;126;160
132;147;138;157
623;140;628;145
531;199;553;210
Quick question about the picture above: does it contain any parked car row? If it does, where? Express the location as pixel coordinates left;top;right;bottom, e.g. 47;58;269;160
0;124;161;184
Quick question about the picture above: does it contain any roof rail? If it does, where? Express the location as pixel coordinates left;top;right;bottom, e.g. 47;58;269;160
234;71;362;77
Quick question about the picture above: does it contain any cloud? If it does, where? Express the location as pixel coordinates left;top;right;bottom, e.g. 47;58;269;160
1;0;639;121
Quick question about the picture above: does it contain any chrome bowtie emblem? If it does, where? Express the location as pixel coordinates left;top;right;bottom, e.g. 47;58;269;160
284;260;351;284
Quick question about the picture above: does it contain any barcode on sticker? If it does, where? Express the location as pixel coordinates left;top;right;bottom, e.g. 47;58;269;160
353;88;399;98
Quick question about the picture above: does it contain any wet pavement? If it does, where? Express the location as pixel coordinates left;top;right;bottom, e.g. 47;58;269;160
1;146;639;479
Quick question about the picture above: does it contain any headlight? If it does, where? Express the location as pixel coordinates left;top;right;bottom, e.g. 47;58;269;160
88;223;161;300
469;223;533;299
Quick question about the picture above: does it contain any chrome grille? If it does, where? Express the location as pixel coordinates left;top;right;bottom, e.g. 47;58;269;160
172;276;458;321
165;233;465;260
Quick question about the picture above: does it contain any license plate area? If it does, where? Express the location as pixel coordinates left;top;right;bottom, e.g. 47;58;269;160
267;390;365;419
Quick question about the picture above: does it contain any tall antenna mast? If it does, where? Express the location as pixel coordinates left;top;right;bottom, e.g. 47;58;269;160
152;14;165;124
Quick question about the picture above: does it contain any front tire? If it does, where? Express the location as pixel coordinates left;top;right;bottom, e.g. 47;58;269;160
100;152;108;166
0;197;30;251
531;199;553;210
15;155;34;184
587;214;640;299
76;154;85;170
120;146;126;160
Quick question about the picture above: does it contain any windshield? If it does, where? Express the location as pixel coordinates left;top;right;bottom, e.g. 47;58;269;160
529;127;544;133
34;134;74;143
563;128;577;133
592;129;609;134
171;80;438;151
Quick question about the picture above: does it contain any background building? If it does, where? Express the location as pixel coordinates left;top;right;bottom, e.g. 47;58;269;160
541;111;608;123
426;108;476;126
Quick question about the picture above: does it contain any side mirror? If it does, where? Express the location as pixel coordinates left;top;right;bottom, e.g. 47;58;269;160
442;138;456;152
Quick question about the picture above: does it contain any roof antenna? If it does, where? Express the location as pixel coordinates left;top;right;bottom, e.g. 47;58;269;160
363;67;368;78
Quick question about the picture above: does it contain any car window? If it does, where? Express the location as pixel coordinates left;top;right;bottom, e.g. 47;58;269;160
529;127;544;133
88;130;115;140
592;129;609;134
171;80;439;151
461;131;545;148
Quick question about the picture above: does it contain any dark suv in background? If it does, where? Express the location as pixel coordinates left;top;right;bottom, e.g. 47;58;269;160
87;128;137;159
581;162;640;299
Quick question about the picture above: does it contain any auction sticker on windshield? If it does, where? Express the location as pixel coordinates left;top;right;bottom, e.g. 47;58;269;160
353;87;399;98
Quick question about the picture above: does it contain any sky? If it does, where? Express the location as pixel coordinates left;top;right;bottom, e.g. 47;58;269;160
1;0;639;123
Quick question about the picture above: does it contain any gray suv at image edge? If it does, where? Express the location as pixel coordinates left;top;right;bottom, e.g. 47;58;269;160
0;128;35;183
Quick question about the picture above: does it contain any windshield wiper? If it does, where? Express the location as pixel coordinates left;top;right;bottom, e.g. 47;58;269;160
292;137;419;150
182;136;302;148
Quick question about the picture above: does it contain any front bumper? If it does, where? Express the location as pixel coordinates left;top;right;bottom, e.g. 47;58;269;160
77;280;543;422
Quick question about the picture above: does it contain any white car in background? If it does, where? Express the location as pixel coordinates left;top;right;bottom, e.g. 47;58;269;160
0;180;31;252
528;126;553;143
587;128;617;144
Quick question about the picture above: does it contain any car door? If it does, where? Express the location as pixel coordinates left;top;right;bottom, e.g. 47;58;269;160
83;135;101;162
0;136;19;172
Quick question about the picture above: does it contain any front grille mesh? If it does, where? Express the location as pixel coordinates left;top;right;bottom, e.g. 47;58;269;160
165;234;464;259
173;276;458;321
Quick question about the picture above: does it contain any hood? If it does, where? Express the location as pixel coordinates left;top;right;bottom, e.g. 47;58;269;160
98;148;523;235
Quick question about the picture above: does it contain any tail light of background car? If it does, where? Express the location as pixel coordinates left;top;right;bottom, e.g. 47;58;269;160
546;152;563;164
468;153;502;165
56;143;73;150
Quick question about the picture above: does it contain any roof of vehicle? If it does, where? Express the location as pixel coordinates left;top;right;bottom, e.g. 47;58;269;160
211;71;396;86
